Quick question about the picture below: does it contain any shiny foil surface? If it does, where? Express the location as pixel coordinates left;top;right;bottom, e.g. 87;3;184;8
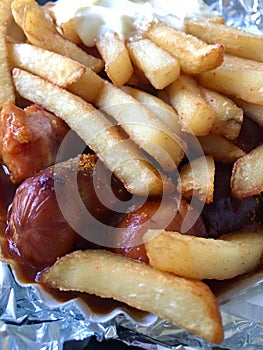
1;0;263;349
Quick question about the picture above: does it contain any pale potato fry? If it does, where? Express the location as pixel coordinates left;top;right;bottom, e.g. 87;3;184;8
67;69;104;102
145;229;263;280
145;21;224;75
11;0;104;72
198;134;246;163
178;156;215;203
231;97;263;128
164;75;216;136
12;68;171;196
198;54;263;105
0;0;15;109
201;87;243;140
96;31;133;87
121;85;182;135
42;249;224;344
231;144;263;199
94;80;185;171
185;18;263;61
8;42;86;87
127;38;180;89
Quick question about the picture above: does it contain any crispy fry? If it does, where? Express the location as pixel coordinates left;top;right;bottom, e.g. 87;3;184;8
42;249;224;344
11;0;104;72
231;144;263;199
96;31;133;87
94;80;185;171
145;229;263;280
201;87;243;140
185;18;263;61
145;21;224;75
0;0;15;109
198;134;246;163
178;156;215;203
8;42;86;87
127;38;180;89
12;68;171;195
198;54;263;105
231;97;263;128
164;75;216;136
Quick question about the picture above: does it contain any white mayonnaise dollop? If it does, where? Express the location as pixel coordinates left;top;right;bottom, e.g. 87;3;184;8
52;0;216;46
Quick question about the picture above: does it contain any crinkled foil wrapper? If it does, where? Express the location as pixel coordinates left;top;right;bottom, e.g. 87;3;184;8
2;1;263;349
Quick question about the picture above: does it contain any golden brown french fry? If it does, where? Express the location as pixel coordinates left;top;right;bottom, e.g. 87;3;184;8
127;38;180;89
11;0;104;72
8;42;86;87
145;229;263;280
60;18;81;45
201;87;243;140
12;68;171;196
177;156;215;203
96;31;133;87
0;0;15;109
164;75;216;136
198;54;263;105
198;134;246;163
185;18;263;62
94;80;185;171
145;21;224;75
42;249;224;344
231;144;263;199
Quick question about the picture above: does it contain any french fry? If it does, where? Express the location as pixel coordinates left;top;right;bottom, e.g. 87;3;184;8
164;75;217;136
94;80;185;171
60;18;81;45
145;229;263;280
145;21;224;75
198;54;263;105
231;97;263;128
0;0;15;109
198;134;246;163
127;38;180;89
12;68;171;196
231;144;263;199
96;31;133;87
185;18;263;62
11;0;104;72
42;249;224;344
121;85;182;135
8;42;86;87
178;156;215;203
201;87;243;140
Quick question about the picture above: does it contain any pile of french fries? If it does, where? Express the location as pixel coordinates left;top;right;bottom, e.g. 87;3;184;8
2;0;263;344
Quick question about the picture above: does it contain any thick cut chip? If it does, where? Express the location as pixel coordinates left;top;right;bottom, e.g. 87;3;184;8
96;31;133;87
8;42;85;87
145;230;263;280
198;134;246;163
42;249;223;344
178;156;215;203
231;144;263;199
127;38;180;89
145;21;224;75
185;18;263;62
11;0;104;72
164;75;216;136
0;0;15;109
12;68;170;196
198;54;263;105
201;87;243;140
94;80;185;171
